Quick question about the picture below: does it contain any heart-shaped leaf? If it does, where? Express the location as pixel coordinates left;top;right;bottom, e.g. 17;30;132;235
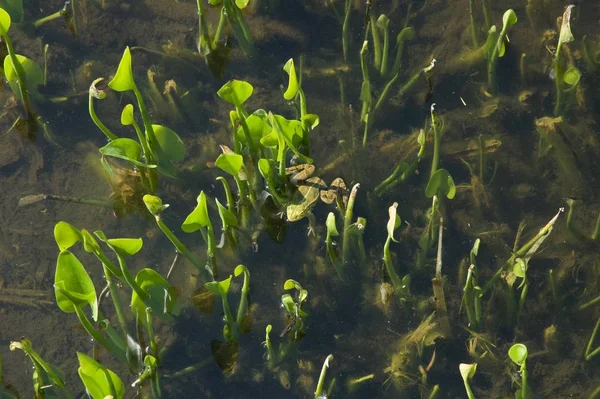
217;80;253;107
4;54;43;99
425;168;456;199
152;124;185;162
131;268;180;322
215;153;244;177
100;138;154;169
120;104;135;126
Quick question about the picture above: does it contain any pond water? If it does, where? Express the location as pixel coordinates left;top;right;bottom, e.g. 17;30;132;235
1;0;600;398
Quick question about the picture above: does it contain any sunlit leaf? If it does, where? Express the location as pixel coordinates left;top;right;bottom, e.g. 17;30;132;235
215;153;244;176
77;352;125;399
563;67;581;86
502;9;517;29
4;54;43;99
217;79;253;107
54;250;98;321
216;198;238;228
54;221;82;251
0;7;11;34
100;138;155;169
282;58;298;101
205;275;232;297
152;124;186;162
182;191;211;232
386;202;402;242
108;47;135;92
508;343;528;366
120;104;134;126
131;268;180;322
106;238;143;257
143;194;169;216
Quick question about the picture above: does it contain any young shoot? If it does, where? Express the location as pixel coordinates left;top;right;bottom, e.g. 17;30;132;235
508;343;529;399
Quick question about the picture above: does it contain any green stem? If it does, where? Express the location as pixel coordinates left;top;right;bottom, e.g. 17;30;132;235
116;255;149;303
154;217;204;271
383;236;403;290
33;9;65;28
469;0;479;48
2;33;33;116
430;104;441;178
342;0;351;63
370;14;381;70
88;82;118;141
103;264;129;339
314;355;333;398
586;316;600;360
342;183;360;265
212;7;227;48
235;268;250;330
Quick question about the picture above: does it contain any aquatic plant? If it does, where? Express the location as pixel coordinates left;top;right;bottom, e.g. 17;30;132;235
196;0;256;64
77;352;125;399
52;221;179;396
459;363;477;399
0;8;41;140
566;199;600;243
508;343;529;399
382;202;411;303
9;338;71;398
484;9;517;92
91;47;186;194
314;354;334;399
553;5;581;116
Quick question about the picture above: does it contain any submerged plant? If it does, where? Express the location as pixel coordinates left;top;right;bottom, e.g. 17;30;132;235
382;202;411;304
484;9;517;93
91;47;186;194
552;5;581;116
508;343;529;399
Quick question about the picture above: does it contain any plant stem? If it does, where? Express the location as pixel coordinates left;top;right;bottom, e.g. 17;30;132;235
314;354;333;398
430;104;441;178
469;0;479;48
212;7;227;48
235;268;250;330
33;9;65;28
154;216;204;271
103;264;129;339
342;183;360;265
342;0;351;63
586;316;600;360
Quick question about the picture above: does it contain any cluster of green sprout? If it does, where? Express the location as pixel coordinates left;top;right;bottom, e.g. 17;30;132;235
4;0;600;398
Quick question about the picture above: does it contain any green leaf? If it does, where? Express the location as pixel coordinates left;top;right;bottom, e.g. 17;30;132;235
120;104;134;126
459;363;477;381
425;168;456;199
182;191;211;233
105;238;143;257
282;58;299;101
236;113;270;145
152;124;186;162
54;221;82;251
4;54;43;98
81;229;100;254
235;0;249;9
376;13;390;30
558;5;575;45
143;194;169;215
216;198;238;228
271;113;311;163
208;0;222;4
108;47;135;92
215;153;244;177
512;258;527;279
131;268;180;322
100;138;155;168
386;202;402;242
77;352;125;399
301;114;320;130
234;264;248;277
483;26;499;61
54;250;98;321
258;158;274;181
326;212;339;237
508;343;528;366
217;80;253;107
205;275;232;297
501;9;517;29
563;67;581;86
0;7;11;34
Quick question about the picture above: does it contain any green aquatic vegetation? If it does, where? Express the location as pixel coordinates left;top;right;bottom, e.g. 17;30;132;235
461;239;483;331
484;9;517;93
77;352;125;399
143;194;205;274
93;47;186;193
281;279;309;341
314;354;334;399
382;202;411;301
182;191;219;279
566;199;600;244
553;5;580;116
197;0;256;61
508;343;529;399
359;19;428;147
52;221;176;397
459;363;477;399
9;338;71;398
0;7;40;140
204;265;251;373
341;183;366;267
